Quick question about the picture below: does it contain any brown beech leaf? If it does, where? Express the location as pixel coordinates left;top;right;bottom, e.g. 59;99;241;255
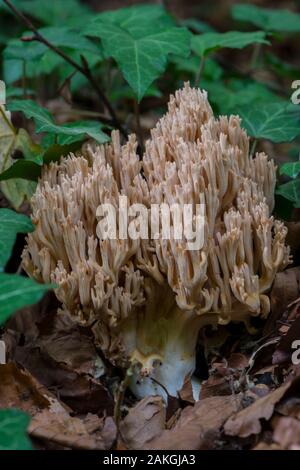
145;394;242;450
178;375;195;404
29;411;117;450
227;353;249;370
0;362;65;414
0;362;116;450
276;396;300;419
273;417;300;449
253;442;283;450
120;396;166;450
14;345;114;415
7;305;113;415
224;380;293;438
200;375;232;399
264;267;300;336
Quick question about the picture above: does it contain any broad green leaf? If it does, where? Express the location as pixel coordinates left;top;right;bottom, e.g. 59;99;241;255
8;100;109;144
109;83;162;102
0;0;92;26
92;4;175;30
0;209;33;271
0;160;42;183
191;31;269;57
83;5;191;101
276;180;300;207
6;87;36;99
172;55;223;80
203;79;281;114
236;102;300;143
180;18;216;33
42;142;82;165
232;4;300;32
0;409;32;450
0;273;52;325
280;162;300;179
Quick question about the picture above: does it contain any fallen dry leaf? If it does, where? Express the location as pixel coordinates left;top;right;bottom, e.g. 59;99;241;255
29;411;116;450
178;375;195;404
0;362;116;450
0;362;62;414
276;396;300;419
227;353;249;370
253;442;283;450
264;267;300;336
36;310;101;376
14;345;114;415
145;394;242;450
224;380;294;438
120;396;166;450
273;416;300;449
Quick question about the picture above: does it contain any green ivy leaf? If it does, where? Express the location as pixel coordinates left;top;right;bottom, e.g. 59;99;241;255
203;79;282;114
236;102;300;143
0;409;32;450
1;0;92;27
8;100;109;144
232;4;300;32
83;5;191;101
191;31;269;57
180;18;216;33
276;179;300;207
0;160;42;183
280;162;300;179
0;273;52;325
0;208;33;271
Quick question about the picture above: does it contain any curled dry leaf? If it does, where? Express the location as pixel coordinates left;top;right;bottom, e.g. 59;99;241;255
6;303;113;415
178;375;195;404
0;362;62;414
0;362;116;450
227;353;249;370
224;379;297;438
14;345;114;415
29;411;117;450
253;442;283;450
264;267;300;336
273;417;300;449
145;394;242;450
120;396;166;450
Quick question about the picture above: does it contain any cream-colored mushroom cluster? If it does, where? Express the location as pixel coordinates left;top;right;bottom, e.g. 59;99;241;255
22;83;290;398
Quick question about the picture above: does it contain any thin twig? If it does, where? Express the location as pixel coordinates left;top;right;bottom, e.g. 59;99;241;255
133;99;143;152
22;60;27;98
3;0;126;137
250;139;257;157
195;56;205;88
114;366;133;429
54;108;116;126
251;43;262;70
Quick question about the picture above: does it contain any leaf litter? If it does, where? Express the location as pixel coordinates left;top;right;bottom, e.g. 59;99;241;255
1;266;300;449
